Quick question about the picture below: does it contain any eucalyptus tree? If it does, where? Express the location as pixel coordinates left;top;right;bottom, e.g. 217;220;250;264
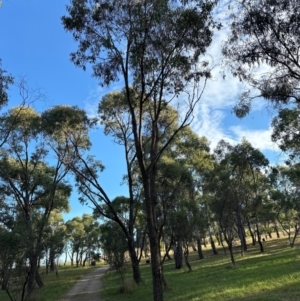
225;140;269;253
44;210;67;273
210;139;269;256
0;106;72;297
44;104;145;283
62;1;220;299
169;127;213;259
0;60;13;110
98;91;144;283
270;165;300;247
223;0;300;117
66;217;85;266
272;107;300;162
209;166;237;265
155;155;194;270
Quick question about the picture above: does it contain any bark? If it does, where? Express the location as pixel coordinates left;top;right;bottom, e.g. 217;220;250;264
49;248;55;272
64;251;68;266
1;266;9;290
210;235;218;255
28;254;44;293
223;230;235;266
274;221;280;238
183;243;192;271
228;243;235;266
218;231;227;255
174;241;183;269
35;270;44;288
127;237;142;284
143;175;164;301
256;216;264;253
247;217;256;245
196;237;204;260
236;210;247;255
215;232;221;246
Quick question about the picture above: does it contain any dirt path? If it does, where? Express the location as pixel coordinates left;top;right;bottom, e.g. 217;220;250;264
59;265;110;301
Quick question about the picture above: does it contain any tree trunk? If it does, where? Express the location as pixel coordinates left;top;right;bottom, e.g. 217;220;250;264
218;230;227;255
274;221;280;238
144;177;164;301
127;237;142;284
256;216;264;253
223;229;235;266
247;217;256;245
49;248;55;272
1;264;9;290
228;242;235;266
174;241;183;269
236;211;247;255
28;254;44;293
183;243;192;271
196;237;204;260
64;251;68;266
209;230;218;255
215;232;221;246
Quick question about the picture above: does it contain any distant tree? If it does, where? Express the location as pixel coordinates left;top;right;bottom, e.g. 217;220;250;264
270;165;300;247
44;210;67;273
99;221;128;289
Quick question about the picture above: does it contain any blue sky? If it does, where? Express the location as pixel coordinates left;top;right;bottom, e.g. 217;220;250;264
0;0;283;220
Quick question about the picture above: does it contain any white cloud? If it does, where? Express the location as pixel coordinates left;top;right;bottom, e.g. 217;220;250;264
229;125;279;151
189;1;279;154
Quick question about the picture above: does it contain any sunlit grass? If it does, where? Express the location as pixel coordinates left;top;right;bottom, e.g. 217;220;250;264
0;263;102;301
101;238;300;301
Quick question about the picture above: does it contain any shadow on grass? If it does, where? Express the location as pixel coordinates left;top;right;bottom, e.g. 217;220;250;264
101;238;300;301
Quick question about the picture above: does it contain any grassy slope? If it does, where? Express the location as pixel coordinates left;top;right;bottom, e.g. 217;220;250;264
101;238;300;301
0;264;101;301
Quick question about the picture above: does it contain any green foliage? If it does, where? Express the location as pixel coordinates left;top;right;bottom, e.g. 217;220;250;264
41;105;91;150
0;60;13;108
100;221;128;271
223;0;300;116
272;107;300;158
62;0;219;88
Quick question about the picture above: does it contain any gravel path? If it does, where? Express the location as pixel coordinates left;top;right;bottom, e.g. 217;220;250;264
59;265;110;301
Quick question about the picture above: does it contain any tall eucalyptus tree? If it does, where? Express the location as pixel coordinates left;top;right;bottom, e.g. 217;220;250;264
62;1;219;299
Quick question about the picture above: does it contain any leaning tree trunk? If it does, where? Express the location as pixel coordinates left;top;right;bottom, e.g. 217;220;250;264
183;242;192;271
246;216;256;245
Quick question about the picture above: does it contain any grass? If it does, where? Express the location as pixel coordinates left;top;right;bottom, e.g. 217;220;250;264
101;238;300;301
0;262;102;301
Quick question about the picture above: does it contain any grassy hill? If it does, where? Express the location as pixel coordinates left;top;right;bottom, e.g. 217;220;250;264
101;238;300;301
